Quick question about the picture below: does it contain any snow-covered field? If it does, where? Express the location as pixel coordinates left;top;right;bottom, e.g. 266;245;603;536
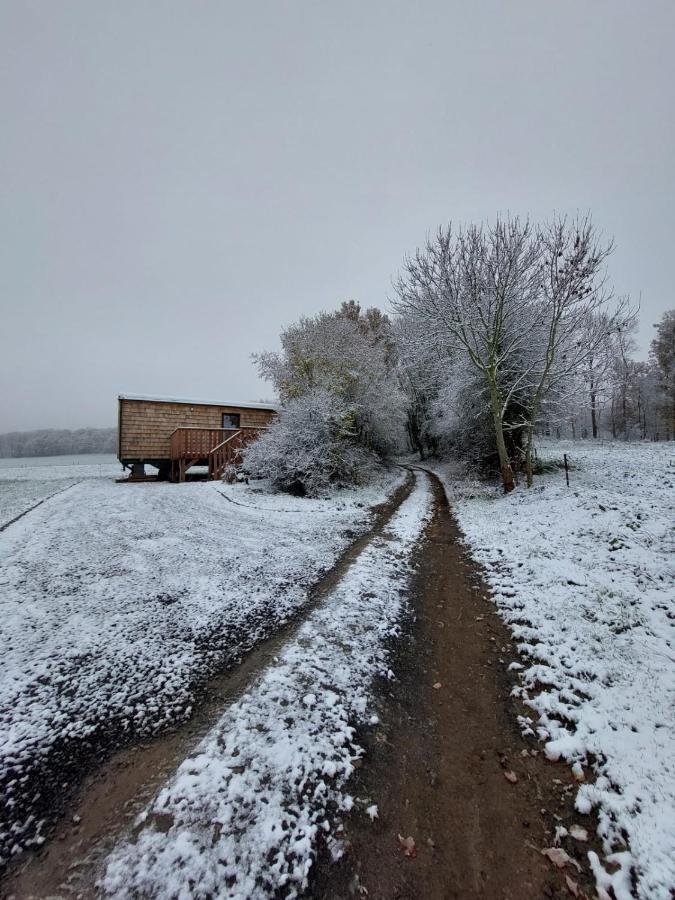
0;454;120;528
101;473;433;899
437;441;675;900
3;445;672;897
0;459;404;868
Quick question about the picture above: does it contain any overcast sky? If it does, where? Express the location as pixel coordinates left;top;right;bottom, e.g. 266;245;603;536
1;1;673;431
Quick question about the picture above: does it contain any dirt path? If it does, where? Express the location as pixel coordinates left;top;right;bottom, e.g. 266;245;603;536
310;470;599;900
2;474;414;900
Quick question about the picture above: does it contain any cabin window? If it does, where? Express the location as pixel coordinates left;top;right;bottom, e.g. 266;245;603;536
222;413;241;430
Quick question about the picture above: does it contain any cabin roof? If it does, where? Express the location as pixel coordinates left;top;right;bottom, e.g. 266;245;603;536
118;393;278;411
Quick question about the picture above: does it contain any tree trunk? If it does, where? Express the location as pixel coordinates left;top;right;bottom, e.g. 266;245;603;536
488;381;515;493
406;415;425;460
496;430;515;492
590;391;598;439
525;426;535;488
621;385;628;439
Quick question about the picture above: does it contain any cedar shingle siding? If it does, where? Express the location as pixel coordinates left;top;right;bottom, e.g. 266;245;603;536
118;397;276;466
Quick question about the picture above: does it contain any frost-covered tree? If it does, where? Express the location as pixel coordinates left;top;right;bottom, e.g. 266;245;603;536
243;388;380;496
575;310;622;439
245;302;406;494
255;301;404;455
517;217;635;484
558;330;668;443
393;215;632;488
395;313;527;471
0;427;117;458
393;312;447;459
393;218;542;491
650;309;675;440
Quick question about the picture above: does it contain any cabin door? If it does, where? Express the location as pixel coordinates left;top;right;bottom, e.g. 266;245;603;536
222;413;241;430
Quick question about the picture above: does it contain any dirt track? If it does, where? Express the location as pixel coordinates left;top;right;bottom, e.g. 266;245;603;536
3;470;600;899
310;471;600;900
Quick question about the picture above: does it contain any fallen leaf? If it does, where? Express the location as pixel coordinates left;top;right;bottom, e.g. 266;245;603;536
397;834;417;858
503;770;518;784
432;682;442;690
541;846;581;871
565;875;580;897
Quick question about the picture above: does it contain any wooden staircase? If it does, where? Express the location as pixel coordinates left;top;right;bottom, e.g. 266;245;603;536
169;426;265;482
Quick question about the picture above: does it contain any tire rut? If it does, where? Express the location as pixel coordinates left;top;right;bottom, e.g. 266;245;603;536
0;482;80;533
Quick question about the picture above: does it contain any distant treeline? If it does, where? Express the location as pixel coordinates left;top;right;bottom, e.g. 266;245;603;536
0;428;117;458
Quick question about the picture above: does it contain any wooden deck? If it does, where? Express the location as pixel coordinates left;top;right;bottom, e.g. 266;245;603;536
169;426;265;482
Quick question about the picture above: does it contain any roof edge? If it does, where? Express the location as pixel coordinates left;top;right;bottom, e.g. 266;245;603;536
118;393;278;411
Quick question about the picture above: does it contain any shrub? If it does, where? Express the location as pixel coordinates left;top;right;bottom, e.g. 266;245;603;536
243;390;380;496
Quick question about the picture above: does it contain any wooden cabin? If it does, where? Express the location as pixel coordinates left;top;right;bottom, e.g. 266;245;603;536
117;394;277;482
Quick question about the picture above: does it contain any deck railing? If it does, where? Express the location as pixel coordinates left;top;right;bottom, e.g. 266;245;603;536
169;427;229;463
207;428;263;480
169;426;267;481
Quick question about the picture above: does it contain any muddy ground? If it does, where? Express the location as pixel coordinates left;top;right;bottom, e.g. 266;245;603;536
2;470;602;899
310;472;602;900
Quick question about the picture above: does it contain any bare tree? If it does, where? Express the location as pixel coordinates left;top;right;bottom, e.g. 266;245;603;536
393;217;541;492
393;214;636;488
575;310;618;439
519;217;635;485
650;309;675;440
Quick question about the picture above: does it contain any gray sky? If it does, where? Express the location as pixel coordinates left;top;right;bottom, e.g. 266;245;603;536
1;0;673;431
